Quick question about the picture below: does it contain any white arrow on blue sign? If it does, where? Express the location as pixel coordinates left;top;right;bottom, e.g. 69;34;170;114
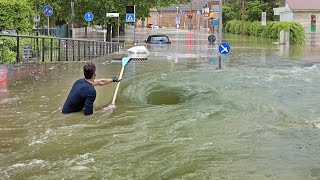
42;5;53;17
219;42;231;55
126;14;135;23
84;12;94;22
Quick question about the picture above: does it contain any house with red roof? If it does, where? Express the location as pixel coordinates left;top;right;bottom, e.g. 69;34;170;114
274;0;320;33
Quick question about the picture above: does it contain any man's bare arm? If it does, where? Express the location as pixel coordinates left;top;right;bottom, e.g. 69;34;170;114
93;78;113;86
94;77;121;86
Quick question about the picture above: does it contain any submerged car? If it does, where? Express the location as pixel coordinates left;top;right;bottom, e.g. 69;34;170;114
145;35;171;44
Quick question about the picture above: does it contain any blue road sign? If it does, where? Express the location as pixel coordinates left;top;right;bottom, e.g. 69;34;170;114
126;13;135;23
211;21;219;27
219;42;231;55
84;12;94;22
175;17;180;25
42;5;53;17
210;19;219;27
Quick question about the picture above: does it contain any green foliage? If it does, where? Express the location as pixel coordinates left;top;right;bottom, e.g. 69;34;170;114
1;49;16;63
245;0;274;21
0;0;33;32
29;0;191;27
224;0;275;22
224;20;306;44
0;37;17;63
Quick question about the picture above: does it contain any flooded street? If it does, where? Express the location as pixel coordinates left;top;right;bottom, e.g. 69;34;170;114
1;28;320;179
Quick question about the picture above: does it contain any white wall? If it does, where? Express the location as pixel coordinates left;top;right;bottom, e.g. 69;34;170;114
279;11;293;21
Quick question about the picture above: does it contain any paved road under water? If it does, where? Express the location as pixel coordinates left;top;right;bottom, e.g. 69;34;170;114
1;28;320;179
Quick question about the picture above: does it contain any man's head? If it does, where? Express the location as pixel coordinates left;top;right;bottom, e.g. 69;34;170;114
83;62;96;80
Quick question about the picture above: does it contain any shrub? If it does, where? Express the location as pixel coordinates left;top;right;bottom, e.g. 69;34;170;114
224;20;305;44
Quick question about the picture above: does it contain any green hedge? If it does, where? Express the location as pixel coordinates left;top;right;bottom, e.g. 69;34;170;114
224;20;305;44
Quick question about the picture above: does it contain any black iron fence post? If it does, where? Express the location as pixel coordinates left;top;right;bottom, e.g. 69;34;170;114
84;41;86;59
42;38;45;62
103;42;105;56
58;39;61;61
66;40;68;61
72;40;75;61
100;42;102;56
78;41;80;61
50;39;53;62
88;41;91;60
16;36;20;63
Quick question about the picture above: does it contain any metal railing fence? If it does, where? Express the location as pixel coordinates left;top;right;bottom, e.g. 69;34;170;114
0;34;123;63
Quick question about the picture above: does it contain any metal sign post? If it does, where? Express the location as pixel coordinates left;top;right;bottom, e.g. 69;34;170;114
71;1;74;38
107;13;120;43
126;5;135;44
42;5;53;36
84;12;94;39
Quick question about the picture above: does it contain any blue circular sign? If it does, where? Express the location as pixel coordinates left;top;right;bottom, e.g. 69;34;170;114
42;5;53;17
219;42;231;55
84;12;94;22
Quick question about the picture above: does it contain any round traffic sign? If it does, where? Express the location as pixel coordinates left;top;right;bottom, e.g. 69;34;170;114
42;5;53;17
219;42;231;55
208;35;216;44
84;12;94;22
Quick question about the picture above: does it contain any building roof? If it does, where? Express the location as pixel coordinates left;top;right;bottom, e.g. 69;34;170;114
286;0;320;11
157;0;210;12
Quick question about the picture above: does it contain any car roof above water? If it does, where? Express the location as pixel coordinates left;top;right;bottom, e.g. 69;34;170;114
149;35;168;37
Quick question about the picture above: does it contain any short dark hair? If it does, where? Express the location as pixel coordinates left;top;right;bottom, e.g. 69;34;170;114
83;62;96;79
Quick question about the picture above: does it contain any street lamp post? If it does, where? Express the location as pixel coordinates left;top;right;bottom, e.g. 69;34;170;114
176;7;179;29
71;0;75;38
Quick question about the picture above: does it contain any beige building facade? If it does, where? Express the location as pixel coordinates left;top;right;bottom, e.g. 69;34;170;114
274;0;320;34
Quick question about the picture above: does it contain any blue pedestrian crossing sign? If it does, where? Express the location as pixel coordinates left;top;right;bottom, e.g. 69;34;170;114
126;13;135;23
219;42;231;55
84;12;94;22
42;5;53;17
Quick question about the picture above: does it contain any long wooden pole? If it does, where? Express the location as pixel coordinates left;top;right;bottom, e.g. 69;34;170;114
111;66;125;105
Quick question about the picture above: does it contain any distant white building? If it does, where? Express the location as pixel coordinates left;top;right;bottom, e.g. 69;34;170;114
273;0;320;33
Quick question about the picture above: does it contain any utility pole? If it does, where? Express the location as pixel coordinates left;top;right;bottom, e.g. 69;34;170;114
71;0;74;38
241;0;245;38
218;0;223;69
197;0;200;30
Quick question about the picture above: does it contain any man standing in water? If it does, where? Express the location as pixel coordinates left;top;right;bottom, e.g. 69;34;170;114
62;62;120;115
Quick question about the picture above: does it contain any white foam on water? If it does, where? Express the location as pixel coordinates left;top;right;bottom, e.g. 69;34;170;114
0;96;20;104
199;142;214;150
28;128;55;146
173;137;193;143
5;159;46;171
70;166;89;171
65;153;95;167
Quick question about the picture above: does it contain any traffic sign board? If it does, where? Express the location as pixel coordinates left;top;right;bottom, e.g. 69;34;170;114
42;5;53;17
175;17;180;25
126;13;135;22
34;14;40;23
84;12;94;22
106;13;119;17
208;35;216;44
219;42;231;55
261;12;267;26
211;19;219;27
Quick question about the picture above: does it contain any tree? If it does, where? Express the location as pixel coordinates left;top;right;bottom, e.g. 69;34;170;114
245;0;274;21
0;0;33;32
29;0;191;27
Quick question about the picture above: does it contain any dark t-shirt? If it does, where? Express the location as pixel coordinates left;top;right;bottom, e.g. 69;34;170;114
62;78;96;115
